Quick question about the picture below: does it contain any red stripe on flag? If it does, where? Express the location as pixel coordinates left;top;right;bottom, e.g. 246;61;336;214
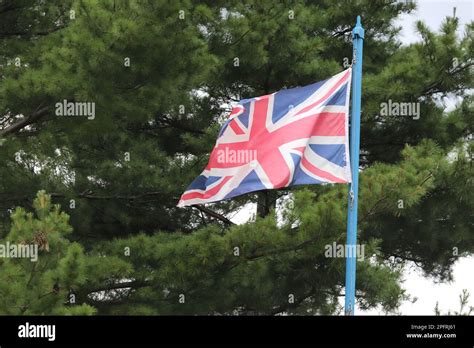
295;70;350;116
229;120;245;135
180;176;232;201
273;112;346;142
301;157;347;183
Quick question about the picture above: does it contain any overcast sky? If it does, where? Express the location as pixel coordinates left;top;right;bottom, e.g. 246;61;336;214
230;0;473;315
397;0;473;45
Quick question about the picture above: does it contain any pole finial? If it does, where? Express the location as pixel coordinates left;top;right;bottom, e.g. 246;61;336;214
352;15;365;39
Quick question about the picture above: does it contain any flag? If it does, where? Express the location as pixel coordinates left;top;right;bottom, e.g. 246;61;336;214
178;68;352;207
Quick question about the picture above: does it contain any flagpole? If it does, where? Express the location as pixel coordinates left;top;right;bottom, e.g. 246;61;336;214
344;16;364;316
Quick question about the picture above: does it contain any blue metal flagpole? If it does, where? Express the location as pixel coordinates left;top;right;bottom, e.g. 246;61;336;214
344;16;364;316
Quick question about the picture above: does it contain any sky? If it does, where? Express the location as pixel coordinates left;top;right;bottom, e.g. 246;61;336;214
229;0;474;315
396;0;473;45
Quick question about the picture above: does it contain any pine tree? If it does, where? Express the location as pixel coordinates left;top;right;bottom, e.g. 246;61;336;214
0;191;95;314
0;0;472;314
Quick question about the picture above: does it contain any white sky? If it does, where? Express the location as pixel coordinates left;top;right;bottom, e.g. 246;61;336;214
228;0;474;315
396;0;473;45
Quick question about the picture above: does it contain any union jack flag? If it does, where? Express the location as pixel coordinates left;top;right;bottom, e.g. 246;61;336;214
178;68;352;207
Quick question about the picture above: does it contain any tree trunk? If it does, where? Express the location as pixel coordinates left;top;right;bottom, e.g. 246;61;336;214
257;191;276;218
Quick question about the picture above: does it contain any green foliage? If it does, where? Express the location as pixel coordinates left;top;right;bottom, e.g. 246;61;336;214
0;191;95;315
0;0;472;315
435;289;474;315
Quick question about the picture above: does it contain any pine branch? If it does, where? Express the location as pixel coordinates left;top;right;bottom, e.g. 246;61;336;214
332;27;352;38
0;106;50;136
86;280;147;294
192;205;235;226
269;286;317;315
